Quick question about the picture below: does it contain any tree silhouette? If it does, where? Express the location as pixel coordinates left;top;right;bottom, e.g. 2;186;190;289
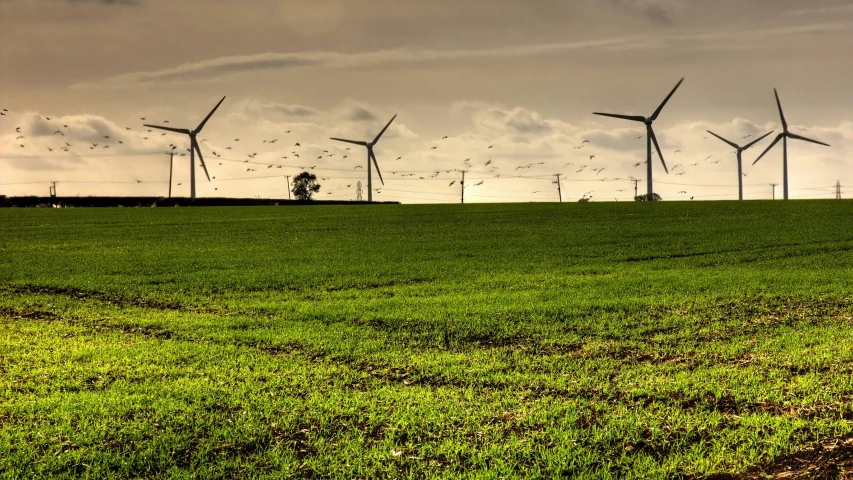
634;193;662;202
292;172;321;200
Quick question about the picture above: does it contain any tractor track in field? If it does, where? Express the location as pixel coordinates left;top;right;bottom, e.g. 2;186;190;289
3;283;187;311
700;434;853;479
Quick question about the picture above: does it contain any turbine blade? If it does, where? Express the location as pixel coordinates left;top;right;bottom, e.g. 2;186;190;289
650;78;684;121
195;96;226;133
742;131;775;150
774;89;788;131
144;124;191;135
788;132;831;147
752;134;784;165
369;149;385;186
706;130;739;149
330;137;368;146
593;112;646;122
649;129;669;174
371;114;397;145
193;139;211;182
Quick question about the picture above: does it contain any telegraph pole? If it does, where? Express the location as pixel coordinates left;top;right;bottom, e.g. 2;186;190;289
459;170;467;204
167;151;174;198
631;178;641;199
285;175;291;200
770;183;778;200
836;180;842;200
553;174;563;203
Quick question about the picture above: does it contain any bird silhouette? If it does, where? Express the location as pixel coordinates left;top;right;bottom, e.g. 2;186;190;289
485;160;492;166
449;181;456;186
15;127;21;133
589;155;595;160
431;146;438;150
295;142;301;146
487;145;493;149
53;131;64;136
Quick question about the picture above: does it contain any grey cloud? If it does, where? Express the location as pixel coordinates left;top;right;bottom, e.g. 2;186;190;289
342;104;378;122
609;0;687;25
78;36;641;87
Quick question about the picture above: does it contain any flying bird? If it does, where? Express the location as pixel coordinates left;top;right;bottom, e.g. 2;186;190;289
485;160;492;166
53;131;64;136
449;181;456;186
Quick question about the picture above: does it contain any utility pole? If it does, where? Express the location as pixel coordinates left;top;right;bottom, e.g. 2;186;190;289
836;180;842;200
770;183;778;200
459;170;467;204
285;175;291;200
167;151;174;198
631;178;641;199
553;174;563;203
356;181;363;201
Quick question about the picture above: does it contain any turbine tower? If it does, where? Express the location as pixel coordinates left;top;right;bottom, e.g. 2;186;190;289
752;89;830;200
594;78;684;198
706;130;774;200
144;96;226;200
330;114;396;203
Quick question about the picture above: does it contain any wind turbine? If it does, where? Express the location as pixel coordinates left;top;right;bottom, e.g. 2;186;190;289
706;130;774;200
330;114;396;203
752;89;830;200
144;96;226;200
594;78;684;198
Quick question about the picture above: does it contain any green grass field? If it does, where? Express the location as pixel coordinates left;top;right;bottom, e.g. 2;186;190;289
3;201;853;479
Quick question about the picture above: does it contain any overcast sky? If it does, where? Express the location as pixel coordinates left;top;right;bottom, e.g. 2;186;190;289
1;0;852;202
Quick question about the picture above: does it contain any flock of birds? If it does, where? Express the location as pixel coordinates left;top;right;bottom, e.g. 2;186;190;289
1;104;768;201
